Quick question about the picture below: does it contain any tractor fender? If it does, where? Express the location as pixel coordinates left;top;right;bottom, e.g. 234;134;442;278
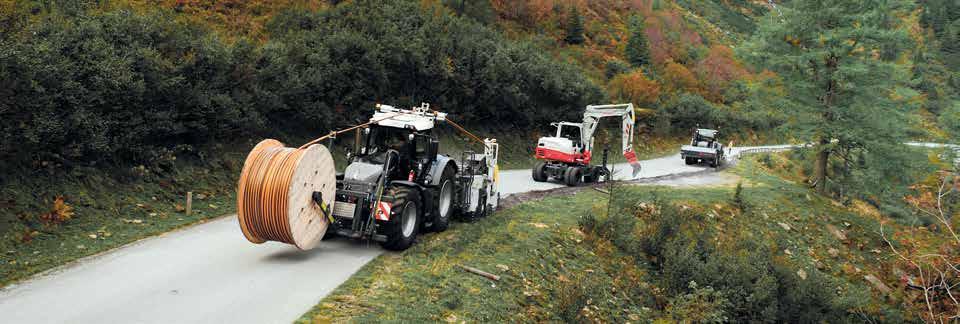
389;180;423;190
425;155;457;187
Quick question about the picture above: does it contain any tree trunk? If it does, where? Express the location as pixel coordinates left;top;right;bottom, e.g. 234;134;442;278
814;138;830;194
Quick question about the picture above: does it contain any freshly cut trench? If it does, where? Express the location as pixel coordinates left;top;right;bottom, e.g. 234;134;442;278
236;139;337;250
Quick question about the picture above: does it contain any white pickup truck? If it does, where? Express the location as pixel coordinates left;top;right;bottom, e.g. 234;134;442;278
680;128;724;168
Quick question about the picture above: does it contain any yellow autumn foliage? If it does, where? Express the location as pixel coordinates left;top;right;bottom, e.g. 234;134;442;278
40;196;74;226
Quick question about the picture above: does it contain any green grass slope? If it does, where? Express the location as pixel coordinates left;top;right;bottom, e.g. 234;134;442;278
298;153;951;322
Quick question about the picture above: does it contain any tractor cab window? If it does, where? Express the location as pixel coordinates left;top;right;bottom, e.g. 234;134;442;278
559;124;582;148
369;126;411;152
362;126;415;166
414;134;428;155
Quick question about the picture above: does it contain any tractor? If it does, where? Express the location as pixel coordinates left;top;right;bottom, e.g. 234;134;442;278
329;103;499;250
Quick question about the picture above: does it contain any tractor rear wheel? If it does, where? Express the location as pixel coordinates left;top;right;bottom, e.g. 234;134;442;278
532;162;547;182
429;166;455;232
564;167;582;186
380;186;421;251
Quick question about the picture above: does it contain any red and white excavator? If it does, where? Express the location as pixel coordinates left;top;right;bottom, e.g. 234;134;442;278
531;103;642;186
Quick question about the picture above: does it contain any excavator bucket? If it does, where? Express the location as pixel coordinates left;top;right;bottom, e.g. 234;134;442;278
624;150;641;177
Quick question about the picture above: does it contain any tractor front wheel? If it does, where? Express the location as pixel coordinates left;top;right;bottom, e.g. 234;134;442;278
380;187;421;251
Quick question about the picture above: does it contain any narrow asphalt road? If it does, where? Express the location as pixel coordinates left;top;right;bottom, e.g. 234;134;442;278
0;145;834;324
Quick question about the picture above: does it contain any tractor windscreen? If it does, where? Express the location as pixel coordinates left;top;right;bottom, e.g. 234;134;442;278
696;129;718;139
369;126;412;152
360;126;416;166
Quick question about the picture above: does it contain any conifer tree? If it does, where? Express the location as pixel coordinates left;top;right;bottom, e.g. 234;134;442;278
564;6;584;45
625;15;650;68
743;0;913;195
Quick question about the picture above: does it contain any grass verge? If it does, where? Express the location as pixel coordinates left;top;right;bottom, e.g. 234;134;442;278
298;154;926;322
0;144;246;287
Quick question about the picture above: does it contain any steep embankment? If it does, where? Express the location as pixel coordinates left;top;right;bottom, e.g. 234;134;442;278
302;142;957;322
298;150;953;322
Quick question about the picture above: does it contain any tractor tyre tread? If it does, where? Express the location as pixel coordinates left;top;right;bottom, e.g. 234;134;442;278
380;186;421;251
429;166;455;232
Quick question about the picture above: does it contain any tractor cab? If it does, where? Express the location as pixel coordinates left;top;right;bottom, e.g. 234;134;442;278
349;104;442;183
330;103;499;251
681;128;724;167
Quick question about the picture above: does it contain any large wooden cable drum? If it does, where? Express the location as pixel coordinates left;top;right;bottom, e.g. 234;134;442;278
236;139;336;250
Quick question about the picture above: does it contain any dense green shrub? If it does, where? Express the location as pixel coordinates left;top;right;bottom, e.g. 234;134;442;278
0;0;602;170
262;0;602;129
583;199;861;322
604;59;630;80
655;88;786;136
0;9;261;166
660;92;720;131
940;101;960;138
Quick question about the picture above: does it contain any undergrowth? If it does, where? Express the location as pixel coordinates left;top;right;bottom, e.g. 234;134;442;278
301;155;919;322
0;143;245;287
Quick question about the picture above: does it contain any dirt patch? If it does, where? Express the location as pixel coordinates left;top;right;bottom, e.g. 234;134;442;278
500;169;733;210
499;185;591;210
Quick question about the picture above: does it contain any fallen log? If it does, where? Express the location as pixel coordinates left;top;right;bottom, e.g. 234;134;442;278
457;264;500;281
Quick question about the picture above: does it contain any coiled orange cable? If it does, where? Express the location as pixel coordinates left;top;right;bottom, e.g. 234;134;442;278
237;141;306;245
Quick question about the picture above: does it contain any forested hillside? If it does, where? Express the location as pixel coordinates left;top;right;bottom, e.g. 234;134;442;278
2;0;957;168
0;0;601;170
0;0;958;308
479;0;781;135
480;0;958;139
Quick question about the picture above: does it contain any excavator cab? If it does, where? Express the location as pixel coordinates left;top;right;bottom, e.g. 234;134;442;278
554;122;583;152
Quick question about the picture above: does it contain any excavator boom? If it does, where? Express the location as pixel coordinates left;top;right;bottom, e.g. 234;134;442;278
581;104;641;177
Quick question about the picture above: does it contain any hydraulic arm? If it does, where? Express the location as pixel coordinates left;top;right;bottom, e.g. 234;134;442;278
581;104;641;177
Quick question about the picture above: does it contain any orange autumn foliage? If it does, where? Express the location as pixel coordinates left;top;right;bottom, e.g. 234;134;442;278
644;10;703;66
661;61;698;94
151;0;325;40
490;0;555;23
889;171;960;322
694;45;750;102
608;70;661;105
39;196;74;226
